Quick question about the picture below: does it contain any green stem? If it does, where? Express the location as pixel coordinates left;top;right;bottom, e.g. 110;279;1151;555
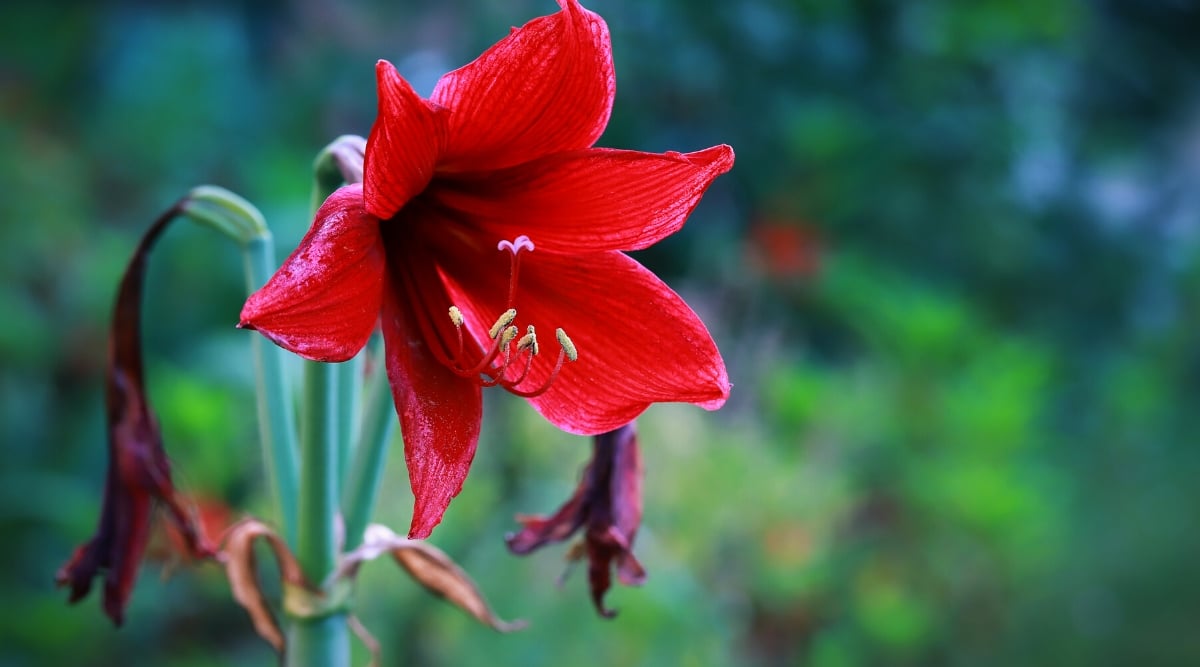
290;360;346;667
341;337;397;551
242;235;300;547
286;615;349;667
335;355;364;494
181;186;301;548
284;136;369;667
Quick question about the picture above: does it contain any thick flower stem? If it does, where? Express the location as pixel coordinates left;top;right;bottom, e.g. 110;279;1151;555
242;235;301;547
289;361;348;667
287;616;349;667
335;354;363;494
341;337;397;551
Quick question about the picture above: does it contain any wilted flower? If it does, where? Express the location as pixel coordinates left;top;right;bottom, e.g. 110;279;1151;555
240;0;733;538
506;423;645;617
57;203;213;626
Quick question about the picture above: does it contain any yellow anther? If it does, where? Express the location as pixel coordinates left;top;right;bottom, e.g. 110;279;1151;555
448;305;464;328
517;324;539;355
500;325;519;347
555;328;578;362
488;309;518;339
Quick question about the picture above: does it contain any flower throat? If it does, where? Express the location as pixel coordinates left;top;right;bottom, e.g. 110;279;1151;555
443;235;577;396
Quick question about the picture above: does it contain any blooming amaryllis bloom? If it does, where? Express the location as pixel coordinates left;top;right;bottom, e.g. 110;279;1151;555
57;203;214;625
506;423;644;617
239;0;733;538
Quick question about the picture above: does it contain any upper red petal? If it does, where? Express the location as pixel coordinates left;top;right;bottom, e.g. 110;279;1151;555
364;61;448;220
433;239;729;435
239;185;384;362
428;145;735;254
380;260;483;539
430;0;614;172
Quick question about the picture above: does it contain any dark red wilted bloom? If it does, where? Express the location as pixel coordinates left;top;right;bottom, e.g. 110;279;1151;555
57;204;214;625
240;0;733;538
506;423;645;617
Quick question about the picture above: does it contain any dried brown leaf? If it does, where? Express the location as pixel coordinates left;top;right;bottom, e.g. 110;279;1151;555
341;524;526;632
221;519;314;651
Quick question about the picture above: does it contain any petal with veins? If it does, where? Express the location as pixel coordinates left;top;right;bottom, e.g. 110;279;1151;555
431;145;735;254
431;0;614;172
240;185;385;362
364;61;448;220
381;275;482;539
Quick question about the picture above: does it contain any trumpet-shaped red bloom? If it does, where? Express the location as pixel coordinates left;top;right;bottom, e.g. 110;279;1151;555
240;0;733;538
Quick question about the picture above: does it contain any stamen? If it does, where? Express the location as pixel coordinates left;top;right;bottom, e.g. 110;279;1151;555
439;237;580;398
516;324;539;356
488;308;518;339
500;324;519;348
481;326;522;388
555;328;578;362
505;343;538;387
448;306;465;360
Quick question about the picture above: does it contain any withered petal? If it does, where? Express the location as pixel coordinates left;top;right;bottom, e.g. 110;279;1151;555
57;199;214;626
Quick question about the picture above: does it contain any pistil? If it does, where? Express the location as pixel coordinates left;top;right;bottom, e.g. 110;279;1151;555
439;236;577;397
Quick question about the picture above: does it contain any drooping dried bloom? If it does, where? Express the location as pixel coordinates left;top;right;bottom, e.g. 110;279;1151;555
57;203;214;625
506;423;645;617
239;0;733;538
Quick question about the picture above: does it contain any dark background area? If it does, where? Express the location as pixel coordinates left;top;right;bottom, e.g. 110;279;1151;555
3;0;1200;665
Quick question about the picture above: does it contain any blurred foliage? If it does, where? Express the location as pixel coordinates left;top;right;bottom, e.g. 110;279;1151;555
3;0;1200;665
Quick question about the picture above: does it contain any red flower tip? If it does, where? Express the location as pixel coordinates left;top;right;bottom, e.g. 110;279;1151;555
506;423;644;617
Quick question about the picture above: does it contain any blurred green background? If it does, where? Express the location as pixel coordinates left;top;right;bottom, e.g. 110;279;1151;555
4;0;1200;665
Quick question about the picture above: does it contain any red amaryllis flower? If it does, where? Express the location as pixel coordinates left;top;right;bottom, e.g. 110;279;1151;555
239;0;733;538
506;423;645;617
57;203;214;625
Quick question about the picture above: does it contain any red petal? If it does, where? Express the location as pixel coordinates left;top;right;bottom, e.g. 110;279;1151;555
380;272;482;539
429;145;735;253
430;0;614;172
239;185;384;362
433;240;729;434
363;61;447;220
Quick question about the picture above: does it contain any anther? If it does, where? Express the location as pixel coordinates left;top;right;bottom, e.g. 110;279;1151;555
555;328;578;362
488;308;518;339
448;306;464;328
516;325;539;355
501;325;520;347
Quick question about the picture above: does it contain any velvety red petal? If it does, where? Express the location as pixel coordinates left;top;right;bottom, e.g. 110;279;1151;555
239;185;384;362
363;61;448;220
428;145;735;253
432;239;729;434
380;272;482;539
430;0;614;172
